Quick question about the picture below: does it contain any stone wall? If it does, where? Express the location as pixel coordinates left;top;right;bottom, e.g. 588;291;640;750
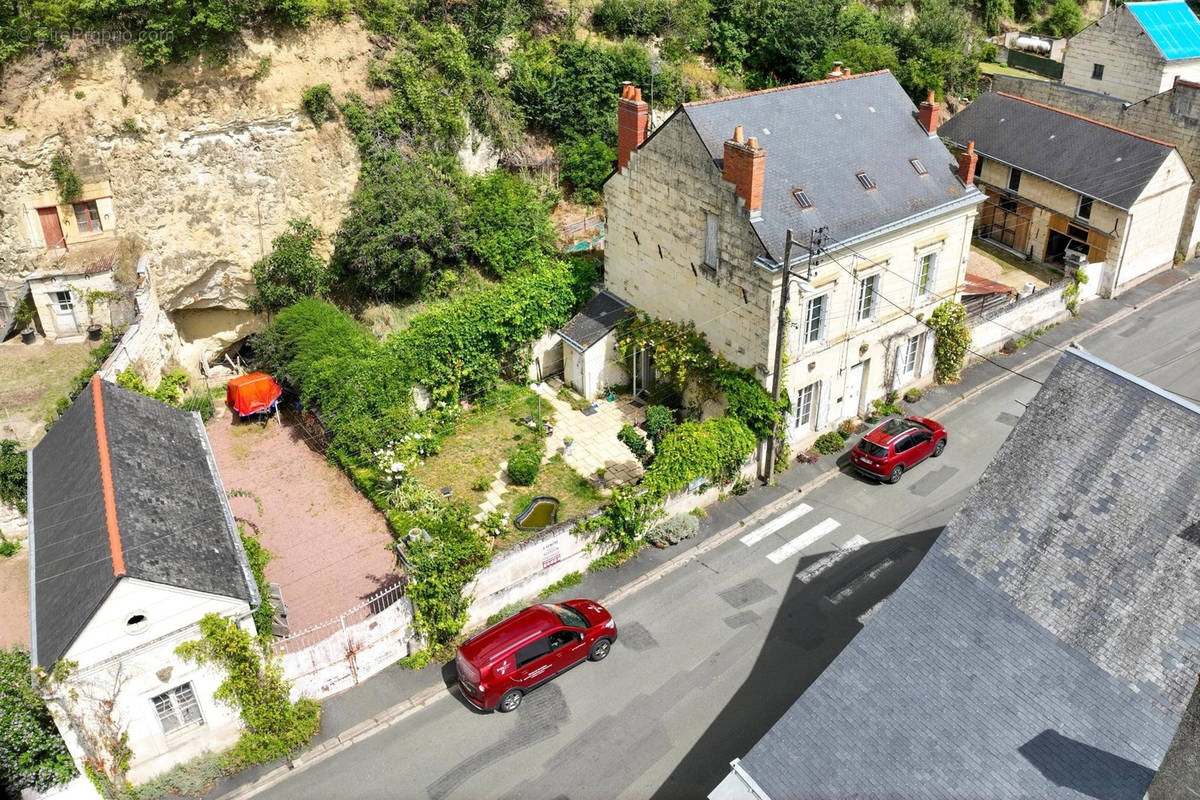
1061;6;1179;104
0;22;374;369
969;281;1071;356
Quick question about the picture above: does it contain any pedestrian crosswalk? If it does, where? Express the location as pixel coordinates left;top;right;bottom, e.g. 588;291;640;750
740;501;855;575
739;502;813;546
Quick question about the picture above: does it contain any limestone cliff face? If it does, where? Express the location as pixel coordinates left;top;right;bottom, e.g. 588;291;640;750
0;22;374;363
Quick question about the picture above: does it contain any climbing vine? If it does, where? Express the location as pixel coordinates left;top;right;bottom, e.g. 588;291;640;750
927;300;971;384
175;615;320;769
1063;268;1089;316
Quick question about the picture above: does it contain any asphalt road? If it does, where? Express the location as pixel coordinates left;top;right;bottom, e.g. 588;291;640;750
254;279;1200;800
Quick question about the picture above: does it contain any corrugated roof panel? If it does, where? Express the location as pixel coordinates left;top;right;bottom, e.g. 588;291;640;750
1128;1;1200;60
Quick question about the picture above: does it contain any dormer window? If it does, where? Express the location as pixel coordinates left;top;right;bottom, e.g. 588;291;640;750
856;172;876;190
910;159;928;175
793;189;814;209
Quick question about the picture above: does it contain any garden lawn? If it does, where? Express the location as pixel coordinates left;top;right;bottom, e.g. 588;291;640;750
0;339;98;444
503;455;603;543
410;383;546;503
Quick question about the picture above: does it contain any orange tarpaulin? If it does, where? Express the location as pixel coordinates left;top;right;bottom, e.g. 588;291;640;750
226;373;282;417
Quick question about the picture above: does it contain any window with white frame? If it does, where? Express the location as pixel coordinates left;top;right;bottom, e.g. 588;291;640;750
703;212;719;268
795;381;820;429
898;334;921;381
802;294;827;345
50;290;73;312
915;251;937;300
856;274;879;323
151;682;204;734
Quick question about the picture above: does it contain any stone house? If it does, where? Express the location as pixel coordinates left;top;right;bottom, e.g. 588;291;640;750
600;70;982;445
940;92;1195;296
713;347;1200;799
28;376;259;784
1061;0;1200;104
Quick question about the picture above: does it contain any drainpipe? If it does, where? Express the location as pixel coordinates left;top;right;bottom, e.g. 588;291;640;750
1108;213;1134;297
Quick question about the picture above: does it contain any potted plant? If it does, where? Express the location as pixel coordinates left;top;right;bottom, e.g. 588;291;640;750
595;467;607;489
73;286;119;341
13;298;35;344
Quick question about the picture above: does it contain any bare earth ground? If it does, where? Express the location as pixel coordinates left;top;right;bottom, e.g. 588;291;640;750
0;337;98;445
0;548;29;648
969;244;1059;291
205;406;400;635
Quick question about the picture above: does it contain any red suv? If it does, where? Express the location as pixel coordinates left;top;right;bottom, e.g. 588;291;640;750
850;416;947;484
455;600;617;712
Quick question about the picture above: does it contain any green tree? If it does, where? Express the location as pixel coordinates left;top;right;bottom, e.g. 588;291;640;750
976;0;1013;35
176;615;319;768
558;134;617;205
406;505;491;646
0;648;76;795
332;154;472;300
250;218;330;313
738;0;845;83
0;440;27;514
1039;0;1083;37
467;170;556;278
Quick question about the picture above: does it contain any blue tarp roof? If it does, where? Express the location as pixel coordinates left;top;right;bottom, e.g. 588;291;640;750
1129;1;1200;60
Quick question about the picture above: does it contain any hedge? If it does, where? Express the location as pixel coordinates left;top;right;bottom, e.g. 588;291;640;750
642;416;756;497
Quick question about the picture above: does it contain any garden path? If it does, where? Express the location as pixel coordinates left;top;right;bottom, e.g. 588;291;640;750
534;383;646;487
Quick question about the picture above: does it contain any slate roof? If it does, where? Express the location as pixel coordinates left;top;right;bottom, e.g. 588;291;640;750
29;376;256;668
1148;679;1200;799
679;71;981;259
939;92;1181;210
734;347;1200;798
557;290;629;352
1127;1;1200;60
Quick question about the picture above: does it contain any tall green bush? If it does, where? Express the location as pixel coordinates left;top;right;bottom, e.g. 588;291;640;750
250;218;330;313
558;134;617;205
406;506;492;645
928;300;971;384
0;440;27;513
642;416;756;497
466;171;556;278
0;648;75;794
301;85;336;127
643;405;676;446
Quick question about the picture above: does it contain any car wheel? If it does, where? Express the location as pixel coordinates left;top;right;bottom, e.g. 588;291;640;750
933;438;947;457
887;465;904;484
498;689;523;713
589;638;612;662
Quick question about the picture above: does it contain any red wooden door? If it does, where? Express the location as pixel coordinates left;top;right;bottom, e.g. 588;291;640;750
37;207;65;249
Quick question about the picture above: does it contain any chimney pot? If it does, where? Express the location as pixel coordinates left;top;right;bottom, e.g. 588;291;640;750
958;140;979;186
747;137;759;148
733;125;744;144
617;84;650;171
826;61;844;79
843;67;852;76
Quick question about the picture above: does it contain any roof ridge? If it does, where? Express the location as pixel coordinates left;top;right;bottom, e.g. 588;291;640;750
90;375;125;577
683;69;891;108
993;92;1179;147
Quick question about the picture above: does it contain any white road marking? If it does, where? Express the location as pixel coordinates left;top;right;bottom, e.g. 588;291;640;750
766;517;841;564
739;502;814;547
796;535;870;583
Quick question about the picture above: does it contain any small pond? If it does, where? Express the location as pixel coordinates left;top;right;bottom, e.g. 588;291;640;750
515;496;560;531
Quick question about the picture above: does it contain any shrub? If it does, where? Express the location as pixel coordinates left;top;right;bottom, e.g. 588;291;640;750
1038;0;1083;37
301;84;336;126
617;423;648;460
903;387;922;403
239;530;275;644
49;153;81;203
557;134;616;205
506;440;542;486
643;405;675;445
642;416;756;497
839;419;859;436
0;648;75;793
250;218;331;314
471;475;492;492
871;397;904;418
538;571;583;599
405;505;492;645
714;366;784;440
730;475;749;495
645;513;699;547
813;431;846;454
486;601;527;626
397;649;433;670
126;751;223;799
181;391;215;422
0;440;27;513
0;537;19;558
928;301;971;384
466;170;556;278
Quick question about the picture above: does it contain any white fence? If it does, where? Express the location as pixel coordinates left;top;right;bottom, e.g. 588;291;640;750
275;582;417;701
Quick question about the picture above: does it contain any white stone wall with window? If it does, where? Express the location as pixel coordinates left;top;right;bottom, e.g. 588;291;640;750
781;204;974;444
46;579;252;783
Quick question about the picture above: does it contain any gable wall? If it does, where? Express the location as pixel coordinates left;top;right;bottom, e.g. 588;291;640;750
1122;150;1194;285
1062;6;1170;103
603;112;777;373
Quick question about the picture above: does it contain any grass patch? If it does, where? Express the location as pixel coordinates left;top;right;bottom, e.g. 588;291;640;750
499;455;602;545
411;383;547;504
0;339;98;437
486;600;527;626
538;570;583;599
979;61;1051;81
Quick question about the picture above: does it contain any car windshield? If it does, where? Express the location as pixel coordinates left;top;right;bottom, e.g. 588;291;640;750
548;603;589;628
859;440;889;458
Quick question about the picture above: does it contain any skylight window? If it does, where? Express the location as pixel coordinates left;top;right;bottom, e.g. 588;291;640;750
910;158;928;175
793;189;814;209
856;172;876;190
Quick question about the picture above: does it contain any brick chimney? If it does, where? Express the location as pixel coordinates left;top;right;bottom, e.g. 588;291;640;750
617;82;649;171
958;141;978;186
826;61;844;79
919;91;939;135
723;126;766;214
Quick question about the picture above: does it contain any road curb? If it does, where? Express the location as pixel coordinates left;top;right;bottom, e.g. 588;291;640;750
221;269;1194;799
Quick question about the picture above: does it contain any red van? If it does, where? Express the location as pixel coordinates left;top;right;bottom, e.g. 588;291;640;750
455;600;617;712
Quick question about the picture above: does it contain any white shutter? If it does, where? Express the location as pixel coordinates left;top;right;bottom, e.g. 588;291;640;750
921;331;935;378
815;379;832;429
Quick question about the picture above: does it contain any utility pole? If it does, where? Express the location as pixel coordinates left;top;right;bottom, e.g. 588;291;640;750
764;229;795;484
764;227;826;483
